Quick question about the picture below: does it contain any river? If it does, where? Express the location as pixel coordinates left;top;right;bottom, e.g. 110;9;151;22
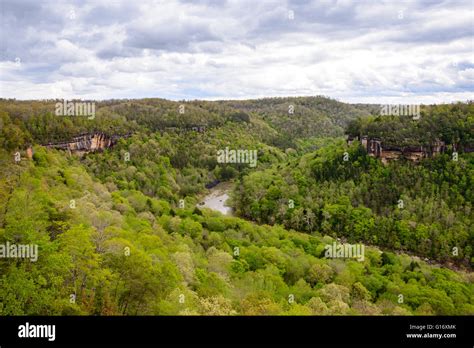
197;182;233;215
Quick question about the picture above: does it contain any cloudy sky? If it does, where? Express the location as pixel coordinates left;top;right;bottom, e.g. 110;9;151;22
0;0;473;103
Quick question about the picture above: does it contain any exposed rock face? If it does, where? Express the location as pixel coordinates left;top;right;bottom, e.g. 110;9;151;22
347;135;447;164
380;150;402;165
432;140;445;155
44;132;129;155
162;125;207;133
367;139;382;158
402;146;425;162
26;147;33;159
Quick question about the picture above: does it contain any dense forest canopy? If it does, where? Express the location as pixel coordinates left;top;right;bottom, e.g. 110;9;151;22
0;97;472;316
346;102;474;149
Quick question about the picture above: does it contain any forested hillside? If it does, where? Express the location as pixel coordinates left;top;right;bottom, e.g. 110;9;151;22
346;102;474;149
0;96;370;146
0;98;472;316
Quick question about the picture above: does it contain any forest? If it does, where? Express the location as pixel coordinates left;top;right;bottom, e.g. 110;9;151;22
0;97;472;315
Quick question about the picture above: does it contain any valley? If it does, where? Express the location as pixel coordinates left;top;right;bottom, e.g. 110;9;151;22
0;97;472;316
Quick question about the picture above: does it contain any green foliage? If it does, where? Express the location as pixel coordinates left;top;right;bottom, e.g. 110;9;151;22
233;138;474;265
0;98;472;316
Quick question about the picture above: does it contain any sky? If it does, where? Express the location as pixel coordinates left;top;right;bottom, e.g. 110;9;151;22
0;0;473;103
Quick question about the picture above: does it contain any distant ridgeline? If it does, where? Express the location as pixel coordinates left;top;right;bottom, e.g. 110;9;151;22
159;125;208;133
348;135;473;164
43;132;131;155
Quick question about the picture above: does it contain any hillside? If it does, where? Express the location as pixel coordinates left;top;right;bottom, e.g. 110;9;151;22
0;96;371;146
0;98;472;316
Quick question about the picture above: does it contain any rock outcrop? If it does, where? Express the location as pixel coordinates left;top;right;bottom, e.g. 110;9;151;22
44;132;130;156
348;136;447;164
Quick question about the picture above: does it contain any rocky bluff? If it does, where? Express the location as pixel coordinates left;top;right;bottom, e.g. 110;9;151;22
44;132;130;156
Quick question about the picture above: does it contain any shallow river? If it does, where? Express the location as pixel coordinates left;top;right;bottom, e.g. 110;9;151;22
197;183;233;215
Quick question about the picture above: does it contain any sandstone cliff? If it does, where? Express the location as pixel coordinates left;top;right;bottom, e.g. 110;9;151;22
348;136;447;164
44;132;130;156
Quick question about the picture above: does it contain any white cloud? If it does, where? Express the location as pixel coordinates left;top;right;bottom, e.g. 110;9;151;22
0;0;472;103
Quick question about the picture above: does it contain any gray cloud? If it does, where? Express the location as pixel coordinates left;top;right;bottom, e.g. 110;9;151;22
125;22;220;52
0;0;472;103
